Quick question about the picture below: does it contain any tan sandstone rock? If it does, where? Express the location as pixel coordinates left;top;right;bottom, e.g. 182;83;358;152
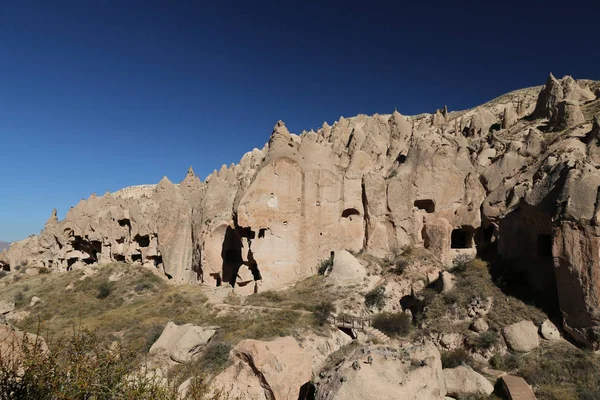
503;321;539;353
212;336;312;400
443;366;494;397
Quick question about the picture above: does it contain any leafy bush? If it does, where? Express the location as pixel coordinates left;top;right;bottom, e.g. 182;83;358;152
451;253;474;273
144;324;165;351
372;312;411;337
0;271;6;279
317;255;334;276
0;327;219;399
400;244;414;256
466;330;498;351
313;301;334;326
441;348;475;369
199;342;232;375
38;267;50;274
96;282;112;299
134;282;153;292
364;286;386;310
13;291;24;302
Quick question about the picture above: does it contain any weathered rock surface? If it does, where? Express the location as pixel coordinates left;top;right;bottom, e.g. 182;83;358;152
314;343;446;400
326;250;367;286
0;323;48;362
149;322;217;365
5;74;600;349
212;336;312;400
443;366;494;397
503;320;540;352
540;319;561;341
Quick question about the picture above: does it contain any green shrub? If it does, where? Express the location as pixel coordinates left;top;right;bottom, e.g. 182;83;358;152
13;291;24;302
372;312;411;337
441;348;475;369
134;282;153;292
0;271;6;279
144;324;165;351
364;286;386;310
451;253;473;273
38;267;50;274
317;255;334;276
400;244;414;256
96;282;112;299
313;301;334;326
0;327;219;399
199;342;232;375
391;257;409;275
466;330;498;351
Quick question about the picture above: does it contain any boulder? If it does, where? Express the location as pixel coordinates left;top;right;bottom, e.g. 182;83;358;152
29;296;41;307
443;366;494;397
0;300;15;315
212;336;312;400
503;321;539;352
540;319;561;341
149;322;218;365
315;343;446;400
326;250;366;286
0;323;48;362
470;318;489;333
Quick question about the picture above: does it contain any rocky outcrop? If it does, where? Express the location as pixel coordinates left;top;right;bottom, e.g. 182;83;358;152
212;336;312;400
149;322;218;365
6;73;600;349
314;343;446;400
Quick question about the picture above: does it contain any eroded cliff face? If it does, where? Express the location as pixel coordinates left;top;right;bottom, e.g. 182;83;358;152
2;74;600;347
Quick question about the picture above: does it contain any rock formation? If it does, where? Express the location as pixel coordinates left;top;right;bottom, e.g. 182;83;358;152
4;73;600;349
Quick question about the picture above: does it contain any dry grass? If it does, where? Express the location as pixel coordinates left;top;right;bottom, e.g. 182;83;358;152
1;263;314;350
244;275;342;312
417;258;546;335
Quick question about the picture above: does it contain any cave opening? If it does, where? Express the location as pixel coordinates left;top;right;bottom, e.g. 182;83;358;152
298;382;316;400
396;154;407;164
132;254;142;263
341;208;360;219
147;255;163;268
220;218;263;288
491;204;560;319
67;258;77;270
451;227;473;249
134;234;150;248
71;237;102;263
114;254;126;262
118;219;131;228
258;228;267;238
421;226;430;249
1;263;10;272
414;199;435;213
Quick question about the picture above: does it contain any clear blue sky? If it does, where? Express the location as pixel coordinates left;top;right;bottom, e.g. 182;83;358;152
1;0;599;242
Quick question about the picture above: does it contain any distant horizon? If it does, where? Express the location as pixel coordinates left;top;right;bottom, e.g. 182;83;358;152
2;0;599;242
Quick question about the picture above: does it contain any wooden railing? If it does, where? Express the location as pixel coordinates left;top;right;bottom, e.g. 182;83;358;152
330;315;373;330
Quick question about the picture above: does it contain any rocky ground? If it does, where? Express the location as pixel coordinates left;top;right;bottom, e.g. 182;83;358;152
1;248;598;399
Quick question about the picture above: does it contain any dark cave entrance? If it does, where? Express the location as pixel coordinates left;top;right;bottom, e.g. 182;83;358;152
341;208;360;219
134;234;150;248
414;199;435;213
220;217;263;288
492;204;560;318
451;227;474;249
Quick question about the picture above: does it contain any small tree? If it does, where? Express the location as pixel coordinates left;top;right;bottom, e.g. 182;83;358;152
313;301;334;326
372;312;411;337
364;286;386;310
